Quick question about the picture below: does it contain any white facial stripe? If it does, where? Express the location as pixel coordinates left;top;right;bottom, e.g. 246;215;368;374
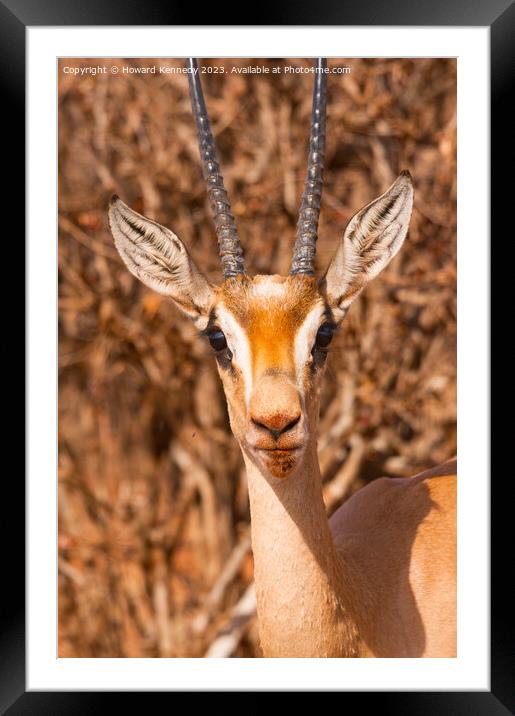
217;305;253;405
250;281;287;299
294;302;327;391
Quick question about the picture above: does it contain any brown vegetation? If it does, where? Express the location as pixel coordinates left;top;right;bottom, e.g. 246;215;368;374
58;57;456;657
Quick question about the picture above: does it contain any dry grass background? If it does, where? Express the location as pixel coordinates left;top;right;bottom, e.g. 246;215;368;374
58;57;456;658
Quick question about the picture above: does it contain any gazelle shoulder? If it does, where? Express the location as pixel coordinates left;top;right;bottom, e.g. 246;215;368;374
329;458;456;550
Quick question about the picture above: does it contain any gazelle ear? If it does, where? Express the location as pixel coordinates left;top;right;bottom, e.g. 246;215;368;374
321;171;414;322
108;196;214;326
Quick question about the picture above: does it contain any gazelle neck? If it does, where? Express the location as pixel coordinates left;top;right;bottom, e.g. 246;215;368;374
242;442;360;657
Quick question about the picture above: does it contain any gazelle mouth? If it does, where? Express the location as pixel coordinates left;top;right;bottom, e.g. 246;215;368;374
254;445;302;479
256;446;302;453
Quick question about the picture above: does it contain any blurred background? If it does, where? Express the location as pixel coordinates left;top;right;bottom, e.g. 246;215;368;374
58;57;456;657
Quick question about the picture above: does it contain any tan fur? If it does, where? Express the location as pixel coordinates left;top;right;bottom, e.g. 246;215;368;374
218;274;321;380
214;275;323;480
330;459;457;657
246;451;456;658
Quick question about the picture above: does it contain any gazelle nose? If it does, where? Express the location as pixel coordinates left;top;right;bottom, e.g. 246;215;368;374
251;413;301;441
249;374;303;441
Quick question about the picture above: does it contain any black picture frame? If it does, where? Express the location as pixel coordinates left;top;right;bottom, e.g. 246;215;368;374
7;0;508;710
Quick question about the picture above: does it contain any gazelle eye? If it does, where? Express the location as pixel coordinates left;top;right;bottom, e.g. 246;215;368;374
315;322;334;349
208;329;228;352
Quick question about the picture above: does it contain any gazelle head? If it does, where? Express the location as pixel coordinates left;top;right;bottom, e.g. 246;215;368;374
108;58;413;480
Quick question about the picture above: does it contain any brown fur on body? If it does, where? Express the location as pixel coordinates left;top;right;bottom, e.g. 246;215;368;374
330;459;457;657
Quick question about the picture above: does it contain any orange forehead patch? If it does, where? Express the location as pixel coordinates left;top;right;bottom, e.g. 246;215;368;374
217;274;322;378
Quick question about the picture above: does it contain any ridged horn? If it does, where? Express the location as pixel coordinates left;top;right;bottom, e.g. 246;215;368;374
186;58;245;279
290;57;327;276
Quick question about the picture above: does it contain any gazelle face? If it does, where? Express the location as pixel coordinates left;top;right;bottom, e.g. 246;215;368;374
208;274;332;478
108;58;414;481
108;169;413;480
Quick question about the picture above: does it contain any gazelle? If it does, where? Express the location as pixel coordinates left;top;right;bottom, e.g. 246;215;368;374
108;58;456;657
